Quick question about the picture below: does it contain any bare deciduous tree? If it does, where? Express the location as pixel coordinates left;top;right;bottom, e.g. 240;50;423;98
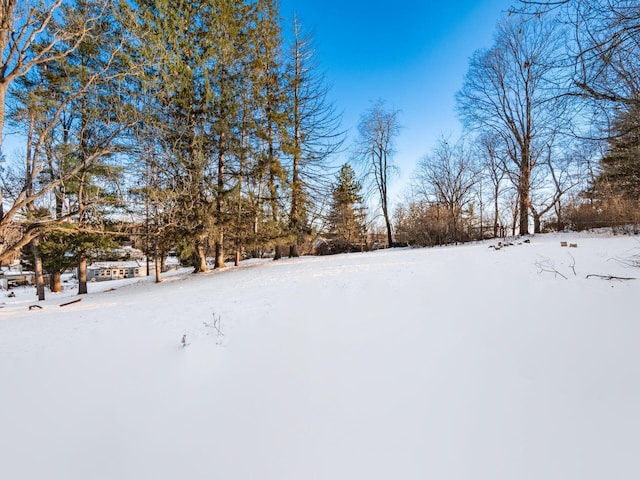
0;0;101;222
354;100;400;248
0;0;112;264
414;137;478;243
519;0;639;109
477;134;508;237
457;13;565;235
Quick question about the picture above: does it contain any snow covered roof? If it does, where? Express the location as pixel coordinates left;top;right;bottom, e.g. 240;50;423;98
88;261;144;270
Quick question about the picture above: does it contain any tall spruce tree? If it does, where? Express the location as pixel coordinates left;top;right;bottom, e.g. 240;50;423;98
252;0;290;259
328;164;367;244
207;0;255;269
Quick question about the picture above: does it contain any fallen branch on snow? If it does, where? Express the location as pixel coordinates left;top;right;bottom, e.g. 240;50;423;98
60;298;82;307
586;274;636;281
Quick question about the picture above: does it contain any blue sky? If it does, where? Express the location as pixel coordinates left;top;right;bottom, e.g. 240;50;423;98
278;0;516;202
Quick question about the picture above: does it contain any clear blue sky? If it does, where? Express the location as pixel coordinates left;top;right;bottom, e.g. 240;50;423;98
278;0;516;203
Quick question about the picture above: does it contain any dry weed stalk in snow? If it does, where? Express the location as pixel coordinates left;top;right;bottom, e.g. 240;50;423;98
535;256;568;279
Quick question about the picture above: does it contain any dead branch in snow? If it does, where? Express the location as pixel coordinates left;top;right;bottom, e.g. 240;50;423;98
535;256;568;279
60;298;82;307
586;274;636;281
567;252;577;276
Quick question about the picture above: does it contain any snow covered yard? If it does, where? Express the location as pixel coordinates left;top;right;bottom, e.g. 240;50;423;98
1;233;639;480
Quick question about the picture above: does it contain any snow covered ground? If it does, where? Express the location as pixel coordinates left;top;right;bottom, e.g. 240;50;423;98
1;232;639;480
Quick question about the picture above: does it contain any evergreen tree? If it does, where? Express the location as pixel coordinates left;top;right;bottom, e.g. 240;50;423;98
594;104;640;200
125;0;282;270
207;0;256;269
127;0;221;272
251;0;289;259
283;18;344;257
328;164;367;244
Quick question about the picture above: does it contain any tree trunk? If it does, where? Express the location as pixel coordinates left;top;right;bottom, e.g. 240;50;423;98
215;231;226;269
518;179;530;235
192;238;208;273
50;271;62;293
533;213;541;234
154;257;162;282
493;184;500;238
160;249;167;273
273;245;283;260
154;238;162;283
555;201;564;231
452;210;459;245
78;251;88;295
518;146;531;235
32;238;45;301
215;148;226;269
0;85;6;173
289;159;301;258
381;185;393;247
384;212;393;248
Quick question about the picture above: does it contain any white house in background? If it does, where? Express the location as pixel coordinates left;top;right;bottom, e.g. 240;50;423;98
86;256;182;282
0;265;35;289
87;261;146;282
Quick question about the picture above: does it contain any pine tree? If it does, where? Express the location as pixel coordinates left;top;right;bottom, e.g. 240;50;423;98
250;0;289;259
328;164;367;244
207;0;256;269
594;104;640;200
127;0;221;272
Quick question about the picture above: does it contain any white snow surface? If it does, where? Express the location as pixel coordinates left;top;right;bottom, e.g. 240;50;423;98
1;232;639;480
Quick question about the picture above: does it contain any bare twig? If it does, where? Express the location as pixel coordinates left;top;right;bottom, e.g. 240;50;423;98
535;256;568;279
586;274;636;281
204;312;225;338
612;248;640;269
567;252;577;276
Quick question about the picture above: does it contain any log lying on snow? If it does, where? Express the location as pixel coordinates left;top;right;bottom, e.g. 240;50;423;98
60;298;83;307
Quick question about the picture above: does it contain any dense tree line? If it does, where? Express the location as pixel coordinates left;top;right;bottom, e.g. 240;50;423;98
0;0;344;296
